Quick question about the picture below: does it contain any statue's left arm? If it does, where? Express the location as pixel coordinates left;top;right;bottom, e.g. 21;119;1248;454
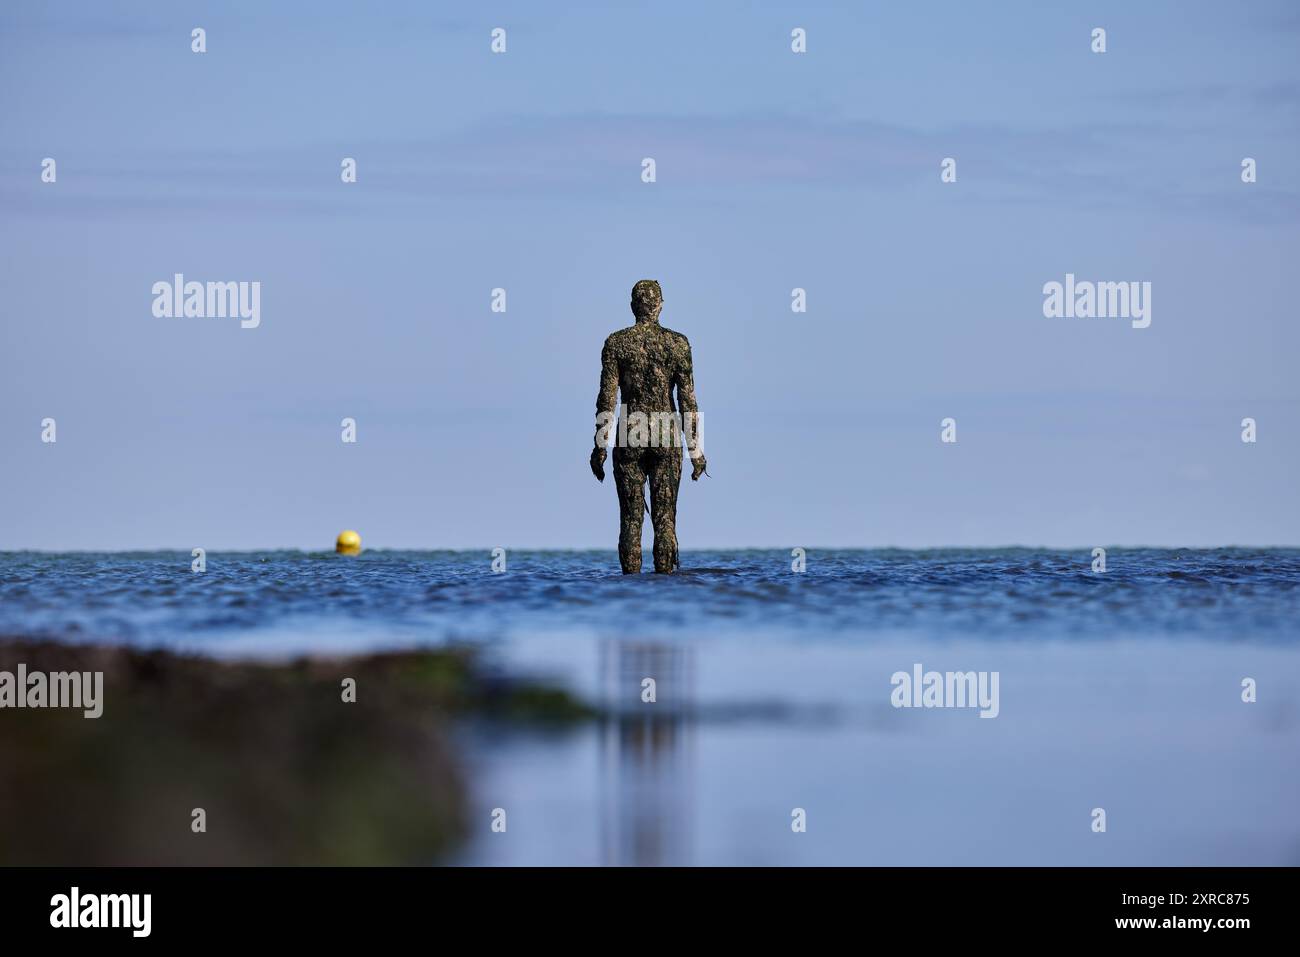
674;337;708;480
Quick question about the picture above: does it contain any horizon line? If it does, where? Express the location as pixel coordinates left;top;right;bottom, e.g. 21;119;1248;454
4;544;1300;554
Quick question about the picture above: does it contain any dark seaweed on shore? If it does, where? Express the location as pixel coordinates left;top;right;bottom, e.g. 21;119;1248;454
0;639;591;866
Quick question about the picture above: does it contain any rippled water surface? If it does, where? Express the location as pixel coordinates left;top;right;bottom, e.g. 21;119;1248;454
3;549;1298;865
2;548;1297;648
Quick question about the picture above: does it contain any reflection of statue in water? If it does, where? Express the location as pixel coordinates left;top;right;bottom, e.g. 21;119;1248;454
590;280;707;574
597;640;695;864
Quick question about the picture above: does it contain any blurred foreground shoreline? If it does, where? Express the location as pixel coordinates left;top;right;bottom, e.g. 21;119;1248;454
0;637;591;866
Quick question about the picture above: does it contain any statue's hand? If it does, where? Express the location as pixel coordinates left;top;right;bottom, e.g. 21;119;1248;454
690;453;708;481
590;447;607;482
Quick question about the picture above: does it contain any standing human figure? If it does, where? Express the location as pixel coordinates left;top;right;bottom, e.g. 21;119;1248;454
590;280;707;573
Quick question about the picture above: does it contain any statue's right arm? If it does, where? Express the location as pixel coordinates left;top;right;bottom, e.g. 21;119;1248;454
594;336;618;449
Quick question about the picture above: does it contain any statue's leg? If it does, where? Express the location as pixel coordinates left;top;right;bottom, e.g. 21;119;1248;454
648;445;683;573
613;446;645;574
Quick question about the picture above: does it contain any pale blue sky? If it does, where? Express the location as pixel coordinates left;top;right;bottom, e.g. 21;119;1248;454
2;0;1298;549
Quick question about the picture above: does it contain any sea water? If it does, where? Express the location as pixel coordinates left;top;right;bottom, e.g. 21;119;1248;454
1;548;1297;865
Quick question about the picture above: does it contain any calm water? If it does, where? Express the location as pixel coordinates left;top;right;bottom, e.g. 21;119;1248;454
3;548;1298;865
2;548;1298;648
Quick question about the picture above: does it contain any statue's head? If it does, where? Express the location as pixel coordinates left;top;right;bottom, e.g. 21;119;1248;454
630;280;663;321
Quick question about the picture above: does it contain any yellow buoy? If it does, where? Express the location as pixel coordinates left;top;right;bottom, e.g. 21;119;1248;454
336;530;362;555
